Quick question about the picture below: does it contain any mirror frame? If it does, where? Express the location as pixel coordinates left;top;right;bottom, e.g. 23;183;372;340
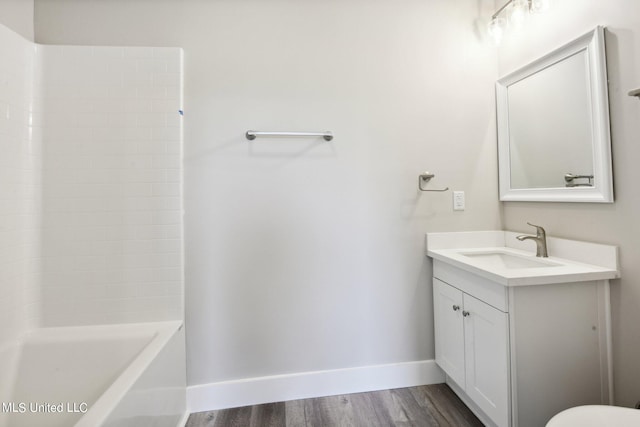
496;26;613;203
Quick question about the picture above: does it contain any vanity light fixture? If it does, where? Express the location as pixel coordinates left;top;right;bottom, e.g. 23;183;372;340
530;0;550;13
488;0;550;44
488;17;506;45
508;0;530;27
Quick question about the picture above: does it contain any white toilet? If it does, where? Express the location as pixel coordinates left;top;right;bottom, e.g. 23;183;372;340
546;405;640;427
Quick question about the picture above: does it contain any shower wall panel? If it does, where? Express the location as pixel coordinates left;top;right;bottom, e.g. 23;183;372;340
0;24;38;345
35;45;184;325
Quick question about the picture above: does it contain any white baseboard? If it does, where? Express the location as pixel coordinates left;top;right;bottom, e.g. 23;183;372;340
176;410;190;427
187;359;444;413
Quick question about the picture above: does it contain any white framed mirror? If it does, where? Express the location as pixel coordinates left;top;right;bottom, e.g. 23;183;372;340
496;26;613;203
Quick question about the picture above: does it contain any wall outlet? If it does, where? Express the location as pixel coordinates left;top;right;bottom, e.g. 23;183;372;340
453;191;465;211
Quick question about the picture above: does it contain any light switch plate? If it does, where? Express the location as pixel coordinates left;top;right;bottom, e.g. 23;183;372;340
453;191;465;211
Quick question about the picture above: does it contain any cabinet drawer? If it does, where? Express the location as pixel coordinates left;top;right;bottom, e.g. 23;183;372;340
434;260;508;312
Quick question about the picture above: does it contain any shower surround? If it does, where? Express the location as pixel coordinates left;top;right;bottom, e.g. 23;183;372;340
37;43;183;326
0;20;36;349
0;22;184;332
0;22;186;426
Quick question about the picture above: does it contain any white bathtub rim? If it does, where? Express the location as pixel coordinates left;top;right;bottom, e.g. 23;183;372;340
2;322;164;405
68;320;183;427
2;321;183;427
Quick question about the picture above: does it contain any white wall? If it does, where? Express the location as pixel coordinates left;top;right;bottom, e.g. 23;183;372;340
181;0;501;388
0;0;34;41
0;23;38;346
34;0;502;391
35;45;184;326
496;0;640;407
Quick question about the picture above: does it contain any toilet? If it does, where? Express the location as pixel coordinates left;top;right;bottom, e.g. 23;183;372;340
546;405;640;427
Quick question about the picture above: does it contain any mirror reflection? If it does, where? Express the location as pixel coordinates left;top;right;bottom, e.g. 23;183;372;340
496;26;613;203
508;51;593;189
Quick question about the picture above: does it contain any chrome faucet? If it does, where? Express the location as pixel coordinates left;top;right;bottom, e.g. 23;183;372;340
516;222;548;258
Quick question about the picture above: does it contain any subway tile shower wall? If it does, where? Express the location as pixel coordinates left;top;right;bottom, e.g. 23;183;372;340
35;45;183;326
0;26;38;344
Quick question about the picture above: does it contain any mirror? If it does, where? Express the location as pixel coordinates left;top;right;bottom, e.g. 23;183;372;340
496;26;613;203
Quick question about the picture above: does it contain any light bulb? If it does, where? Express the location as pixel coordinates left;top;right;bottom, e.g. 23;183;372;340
509;0;530;28
488;17;506;45
530;0;550;13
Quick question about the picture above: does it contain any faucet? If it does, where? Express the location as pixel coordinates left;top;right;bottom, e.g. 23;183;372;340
516;222;548;258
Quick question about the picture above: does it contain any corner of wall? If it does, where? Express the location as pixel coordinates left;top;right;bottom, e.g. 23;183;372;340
0;0;34;42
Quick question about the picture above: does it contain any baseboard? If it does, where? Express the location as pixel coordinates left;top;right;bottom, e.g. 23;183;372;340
176;410;190;427
187;359;444;413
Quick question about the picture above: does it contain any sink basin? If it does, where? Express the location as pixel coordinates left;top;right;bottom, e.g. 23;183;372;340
426;231;620;286
459;251;561;269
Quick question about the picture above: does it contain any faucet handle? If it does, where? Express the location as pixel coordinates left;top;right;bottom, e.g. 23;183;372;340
526;222;546;237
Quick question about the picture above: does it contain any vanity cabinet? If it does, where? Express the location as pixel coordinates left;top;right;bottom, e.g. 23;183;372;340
432;259;612;427
434;278;509;427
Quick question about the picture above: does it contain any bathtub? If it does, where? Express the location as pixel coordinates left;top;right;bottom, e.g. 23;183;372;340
0;321;187;427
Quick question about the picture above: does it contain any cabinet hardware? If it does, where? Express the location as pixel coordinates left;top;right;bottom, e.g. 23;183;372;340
462;311;470;317
452;305;460;311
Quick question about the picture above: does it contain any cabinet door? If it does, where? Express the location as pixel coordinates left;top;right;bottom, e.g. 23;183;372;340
463;293;510;427
433;278;465;388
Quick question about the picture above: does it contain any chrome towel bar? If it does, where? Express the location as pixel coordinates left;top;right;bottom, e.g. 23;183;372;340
245;131;333;141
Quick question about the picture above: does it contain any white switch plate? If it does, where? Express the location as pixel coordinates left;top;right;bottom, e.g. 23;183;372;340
453;191;465;211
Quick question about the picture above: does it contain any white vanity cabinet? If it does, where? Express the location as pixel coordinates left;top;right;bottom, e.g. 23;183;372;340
427;231;620;427
433;269;510;427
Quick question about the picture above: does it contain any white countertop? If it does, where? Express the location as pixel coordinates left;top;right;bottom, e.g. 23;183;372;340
426;231;620;286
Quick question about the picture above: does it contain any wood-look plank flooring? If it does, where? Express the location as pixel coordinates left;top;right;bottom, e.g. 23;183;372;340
185;384;483;427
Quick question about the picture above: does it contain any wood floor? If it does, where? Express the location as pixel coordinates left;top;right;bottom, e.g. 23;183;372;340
185;384;483;427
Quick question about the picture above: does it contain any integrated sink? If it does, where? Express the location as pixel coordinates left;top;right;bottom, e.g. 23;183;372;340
459;251;561;269
425;231;620;286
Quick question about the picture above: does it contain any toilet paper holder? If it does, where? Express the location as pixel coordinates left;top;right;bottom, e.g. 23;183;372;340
418;172;449;192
